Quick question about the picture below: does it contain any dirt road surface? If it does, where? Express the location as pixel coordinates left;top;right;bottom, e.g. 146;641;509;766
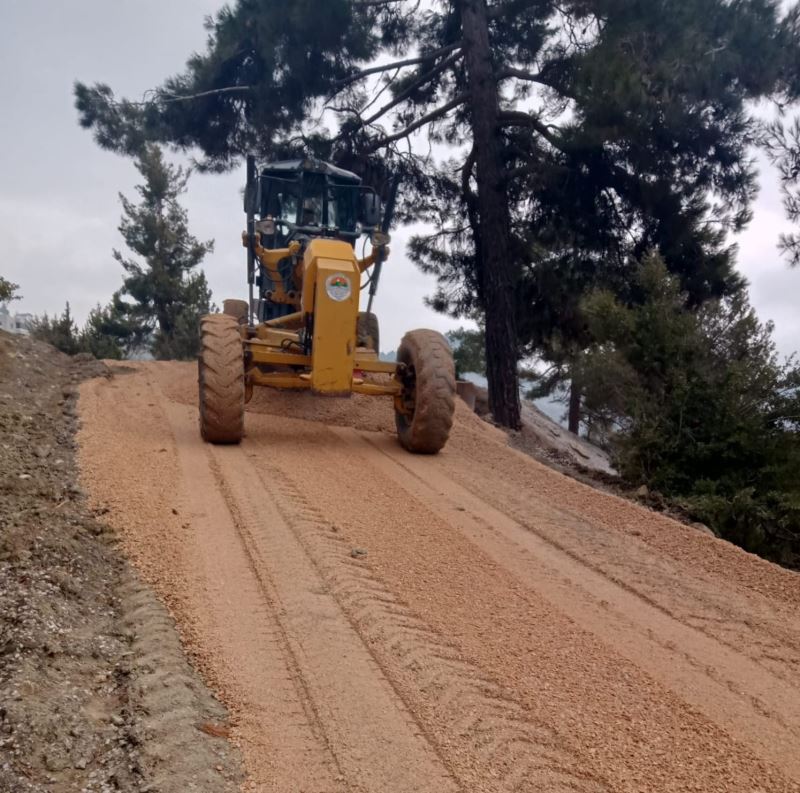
77;361;800;793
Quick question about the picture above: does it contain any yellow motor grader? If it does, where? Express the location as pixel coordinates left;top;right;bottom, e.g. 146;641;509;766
197;156;456;453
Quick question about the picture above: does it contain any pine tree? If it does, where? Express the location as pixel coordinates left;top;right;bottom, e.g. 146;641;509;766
112;145;214;359
0;277;19;303
446;326;486;380
74;0;800;426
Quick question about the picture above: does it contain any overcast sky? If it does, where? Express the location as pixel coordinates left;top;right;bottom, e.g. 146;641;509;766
1;0;798;358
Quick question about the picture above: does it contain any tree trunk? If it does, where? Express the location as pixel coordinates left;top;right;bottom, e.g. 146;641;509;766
459;0;521;430
568;378;581;435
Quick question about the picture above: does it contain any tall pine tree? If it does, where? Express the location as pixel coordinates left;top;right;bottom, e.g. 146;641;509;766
112;145;214;359
74;0;800;426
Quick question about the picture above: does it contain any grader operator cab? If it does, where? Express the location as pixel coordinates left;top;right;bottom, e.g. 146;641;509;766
197;156;456;453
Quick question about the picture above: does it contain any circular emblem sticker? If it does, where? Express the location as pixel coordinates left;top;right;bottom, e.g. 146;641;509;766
325;273;352;302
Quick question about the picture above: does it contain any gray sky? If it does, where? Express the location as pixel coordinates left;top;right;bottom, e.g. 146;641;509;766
1;0;798;357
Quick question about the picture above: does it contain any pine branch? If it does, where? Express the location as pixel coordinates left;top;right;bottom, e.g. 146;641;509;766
497;66;549;86
366;93;467;151
119;86;252;108
331;42;463;90
498;110;565;150
154;86;251;104
359;50;464;127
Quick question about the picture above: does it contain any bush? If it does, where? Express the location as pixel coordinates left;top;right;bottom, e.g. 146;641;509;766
29;303;127;360
28;304;83;356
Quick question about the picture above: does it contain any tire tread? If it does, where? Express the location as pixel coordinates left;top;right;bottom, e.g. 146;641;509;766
395;329;455;454
198;314;245;444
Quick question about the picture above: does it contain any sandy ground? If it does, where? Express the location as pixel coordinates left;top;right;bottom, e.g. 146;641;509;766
77;360;800;793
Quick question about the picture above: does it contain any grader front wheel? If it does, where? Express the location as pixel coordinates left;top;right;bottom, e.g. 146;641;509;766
198;314;245;444
395;329;456;454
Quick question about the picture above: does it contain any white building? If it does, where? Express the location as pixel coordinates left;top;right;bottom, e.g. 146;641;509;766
0;304;32;335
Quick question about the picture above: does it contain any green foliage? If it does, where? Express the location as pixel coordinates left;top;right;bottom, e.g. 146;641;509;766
73;0;409;169
763;117;800;267
111;145;214;360
29;304;83;356
29;302;126;360
579;255;800;564
80;303;129;360
0;277;20;303
446;326;486;379
30;147;213;362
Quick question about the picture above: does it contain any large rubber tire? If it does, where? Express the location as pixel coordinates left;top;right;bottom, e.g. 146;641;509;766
357;311;380;352
198;314;245;444
223;299;249;326
395;329;456;454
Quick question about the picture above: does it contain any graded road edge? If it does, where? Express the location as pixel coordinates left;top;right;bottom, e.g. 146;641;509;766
78;361;800;793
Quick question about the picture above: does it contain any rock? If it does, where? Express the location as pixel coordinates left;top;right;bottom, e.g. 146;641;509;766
568;441;591;460
34;445;52;459
635;485;649;499
473;386;491;416
455;381;478;412
43;747;70;772
691;521;716;537
350;548;368;558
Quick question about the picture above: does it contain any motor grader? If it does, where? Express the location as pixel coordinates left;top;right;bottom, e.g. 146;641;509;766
197;155;456;453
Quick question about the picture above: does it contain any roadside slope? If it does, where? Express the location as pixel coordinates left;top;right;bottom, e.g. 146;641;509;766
78;360;800;793
0;334;242;793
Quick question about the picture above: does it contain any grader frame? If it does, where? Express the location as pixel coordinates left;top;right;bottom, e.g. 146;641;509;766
197;156;456;454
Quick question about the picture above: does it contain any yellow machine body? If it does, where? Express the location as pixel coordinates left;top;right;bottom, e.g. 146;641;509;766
242;234;399;400
303;239;359;395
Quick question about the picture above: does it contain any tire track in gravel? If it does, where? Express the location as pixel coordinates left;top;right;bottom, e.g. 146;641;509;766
331;426;800;778
162;401;344;793
202;437;459;793
242;433;607;793
256;415;798;792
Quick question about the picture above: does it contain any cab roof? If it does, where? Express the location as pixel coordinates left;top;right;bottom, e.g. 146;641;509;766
260;158;361;184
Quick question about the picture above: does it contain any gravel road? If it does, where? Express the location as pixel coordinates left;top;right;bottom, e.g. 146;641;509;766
78;361;800;793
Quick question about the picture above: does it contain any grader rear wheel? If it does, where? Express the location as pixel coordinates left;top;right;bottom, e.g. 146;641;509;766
223;299;249;325
198;314;245;444
357;311;380;352
395;329;456;454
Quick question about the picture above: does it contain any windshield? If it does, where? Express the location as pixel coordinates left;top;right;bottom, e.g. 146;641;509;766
260;172;359;235
261;175;302;224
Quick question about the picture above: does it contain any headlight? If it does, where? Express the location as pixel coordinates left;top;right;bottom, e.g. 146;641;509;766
256;216;276;235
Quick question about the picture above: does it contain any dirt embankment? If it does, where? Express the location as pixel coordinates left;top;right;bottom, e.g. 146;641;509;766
0;333;242;793
78;359;800;793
